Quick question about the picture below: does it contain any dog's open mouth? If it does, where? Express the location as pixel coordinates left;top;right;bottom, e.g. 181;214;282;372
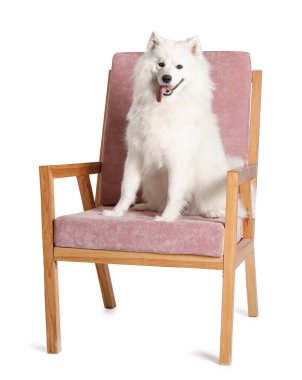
156;78;184;103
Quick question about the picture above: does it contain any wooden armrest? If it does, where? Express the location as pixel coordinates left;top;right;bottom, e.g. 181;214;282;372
228;164;257;185
39;162;101;179
39;162;101;232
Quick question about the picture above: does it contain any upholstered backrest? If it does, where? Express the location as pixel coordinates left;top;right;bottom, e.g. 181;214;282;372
98;52;251;206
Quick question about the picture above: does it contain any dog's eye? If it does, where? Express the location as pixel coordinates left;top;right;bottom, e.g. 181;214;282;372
158;62;165;68
176;64;183;70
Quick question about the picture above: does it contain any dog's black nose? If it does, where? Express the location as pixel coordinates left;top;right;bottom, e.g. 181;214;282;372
162;75;172;84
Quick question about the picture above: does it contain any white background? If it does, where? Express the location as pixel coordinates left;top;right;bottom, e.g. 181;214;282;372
1;0;301;378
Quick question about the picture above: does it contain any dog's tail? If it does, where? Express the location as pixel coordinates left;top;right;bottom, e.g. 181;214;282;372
226;155;244;170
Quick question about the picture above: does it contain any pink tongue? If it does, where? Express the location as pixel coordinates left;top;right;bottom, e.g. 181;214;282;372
156;85;173;103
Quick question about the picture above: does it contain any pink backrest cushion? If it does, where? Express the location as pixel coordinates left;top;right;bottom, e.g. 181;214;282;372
98;52;251;206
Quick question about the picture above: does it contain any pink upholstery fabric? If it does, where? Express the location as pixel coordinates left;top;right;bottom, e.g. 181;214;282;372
53;52;250;258
99;51;251;206
54;207;243;257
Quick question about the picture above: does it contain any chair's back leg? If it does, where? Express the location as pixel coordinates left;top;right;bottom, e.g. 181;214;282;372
240;183;259;318
96;264;116;309
40;167;61;353
245;250;258;317
244;70;262;318
77;174;116;309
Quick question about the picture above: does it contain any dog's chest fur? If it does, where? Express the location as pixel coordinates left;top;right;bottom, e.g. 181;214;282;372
127;103;202;170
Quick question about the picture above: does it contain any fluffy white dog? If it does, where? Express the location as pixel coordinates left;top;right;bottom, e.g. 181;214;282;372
102;32;246;221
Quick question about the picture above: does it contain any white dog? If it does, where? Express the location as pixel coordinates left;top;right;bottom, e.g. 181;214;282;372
102;32;246;221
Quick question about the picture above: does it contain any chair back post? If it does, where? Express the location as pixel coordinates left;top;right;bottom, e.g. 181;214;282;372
249;70;262;168
241;70;262;238
220;70;262;364
243;70;261;321
95;70;111;207
40;166;55;244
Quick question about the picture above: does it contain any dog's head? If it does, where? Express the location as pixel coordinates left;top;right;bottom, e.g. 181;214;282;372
146;32;203;102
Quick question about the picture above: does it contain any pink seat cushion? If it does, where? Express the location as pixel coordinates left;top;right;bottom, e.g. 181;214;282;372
54;207;243;257
98;51;251;206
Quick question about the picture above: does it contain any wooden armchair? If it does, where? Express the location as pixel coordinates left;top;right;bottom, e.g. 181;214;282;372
39;52;261;365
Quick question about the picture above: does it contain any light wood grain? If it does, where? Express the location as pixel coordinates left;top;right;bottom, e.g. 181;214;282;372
245;250;258;317
39;166;61;353
77;175;96;210
44;162;101;179
235;239;253;269
229;164;257;185
244;70;261;319
240;181;254;239
249;71;262;167
96;264;116;309
220;171;238;365
54;247;224;270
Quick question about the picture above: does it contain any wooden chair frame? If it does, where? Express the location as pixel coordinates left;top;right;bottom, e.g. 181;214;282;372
39;70;262;365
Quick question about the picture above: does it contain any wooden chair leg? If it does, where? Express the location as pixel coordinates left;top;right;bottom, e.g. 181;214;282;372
245;250;258;317
95;264;116;309
219;266;235;365
44;258;61;353
219;171;238;365
40;166;61;353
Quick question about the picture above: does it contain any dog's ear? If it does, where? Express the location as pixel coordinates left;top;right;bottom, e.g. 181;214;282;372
186;35;202;55
147;32;164;50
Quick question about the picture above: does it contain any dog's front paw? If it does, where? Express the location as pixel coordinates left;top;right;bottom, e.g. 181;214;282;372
101;209;124;217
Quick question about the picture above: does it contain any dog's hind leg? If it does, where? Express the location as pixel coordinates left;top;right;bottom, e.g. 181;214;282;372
155;164;190;222
135;168;168;213
133;203;154;211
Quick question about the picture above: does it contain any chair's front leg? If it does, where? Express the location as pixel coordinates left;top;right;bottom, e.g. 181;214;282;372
220;256;236;365
40;166;61;353
219;171;238;365
44;258;61;353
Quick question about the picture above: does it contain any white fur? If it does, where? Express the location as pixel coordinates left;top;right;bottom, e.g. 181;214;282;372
102;33;247;221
